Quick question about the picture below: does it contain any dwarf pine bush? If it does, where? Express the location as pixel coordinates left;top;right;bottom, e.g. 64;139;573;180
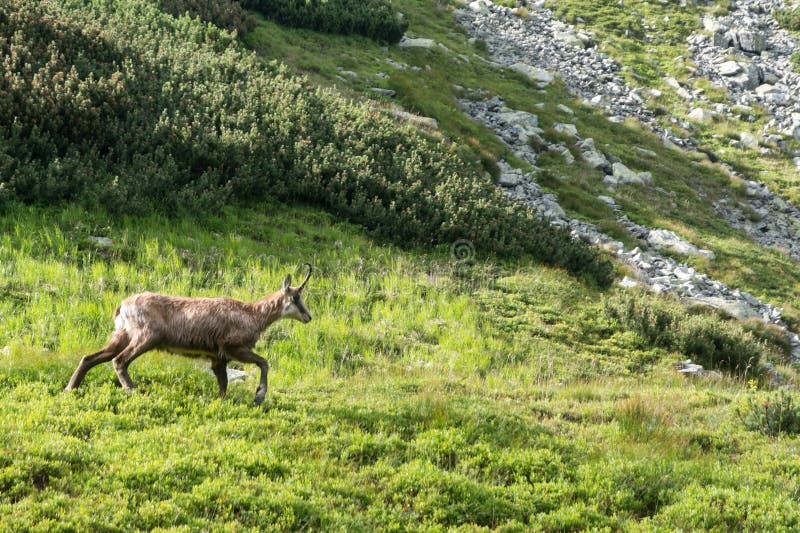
739;390;800;436
0;0;613;286
774;7;800;31
242;0;408;43
604;292;768;374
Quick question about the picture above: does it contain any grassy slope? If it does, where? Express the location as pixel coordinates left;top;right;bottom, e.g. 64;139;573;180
548;0;800;202
245;0;800;322
5;0;800;529
1;203;799;530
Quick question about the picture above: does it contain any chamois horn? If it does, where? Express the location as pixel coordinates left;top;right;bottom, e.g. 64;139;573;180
298;262;312;291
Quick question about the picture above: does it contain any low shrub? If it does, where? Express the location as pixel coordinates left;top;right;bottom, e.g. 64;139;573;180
738;390;800;436
242;0;408;43
156;0;256;34
604;291;769;374
774;7;800;31
0;0;613;287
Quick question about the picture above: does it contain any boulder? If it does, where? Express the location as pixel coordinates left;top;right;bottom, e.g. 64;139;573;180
369;88;396;97
509;62;554;85
468;0;489;13
718;60;742;76
688;107;715;123
553;123;579;138
557;104;574;115
496;110;542;140
730;30;767;54
727;62;762;90
399;37;436;49
739;131;759;150
684;296;763;320
605;162;653;186
646;228;700;256
89;236;113;248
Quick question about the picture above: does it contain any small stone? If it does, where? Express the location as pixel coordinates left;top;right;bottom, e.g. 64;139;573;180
509;62;554;85
399;37;436;49
557;104;575;115
369;88;396;97
89;236;113;248
718;61;742;76
739;132;759;150
688;108;715;123
553;123;579;138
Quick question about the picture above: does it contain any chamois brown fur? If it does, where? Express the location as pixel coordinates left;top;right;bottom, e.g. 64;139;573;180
65;265;313;405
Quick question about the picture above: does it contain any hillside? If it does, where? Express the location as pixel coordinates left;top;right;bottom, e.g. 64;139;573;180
4;0;800;530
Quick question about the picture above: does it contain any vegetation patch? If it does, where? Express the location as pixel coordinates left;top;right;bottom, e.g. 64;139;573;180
773;7;800;31
739;390;800;436
0;0;612;286
242;0;408;43
603;291;777;375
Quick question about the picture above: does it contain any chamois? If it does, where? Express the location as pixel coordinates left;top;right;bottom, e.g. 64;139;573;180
65;264;313;405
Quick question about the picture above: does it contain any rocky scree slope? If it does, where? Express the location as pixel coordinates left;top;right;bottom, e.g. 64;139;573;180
454;0;800;356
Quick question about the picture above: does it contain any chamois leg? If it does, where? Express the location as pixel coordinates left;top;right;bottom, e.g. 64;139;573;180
227;348;270;406
112;338;153;393
65;330;130;391
211;358;228;398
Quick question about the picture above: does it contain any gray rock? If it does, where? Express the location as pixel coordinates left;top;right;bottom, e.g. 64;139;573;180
685;296;763;320
718;60;742;76
646;228;701;256
399;37;436;49
607;162;653;186
677;360;723;379
557;104;575;115
731;30;767;54
89;236;113;248
369;88;396;97
509;62;554;85
553;123;579;138
688;107;715;122
739;131;759;149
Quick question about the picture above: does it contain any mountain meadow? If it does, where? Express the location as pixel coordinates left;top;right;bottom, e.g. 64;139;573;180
4;0;800;530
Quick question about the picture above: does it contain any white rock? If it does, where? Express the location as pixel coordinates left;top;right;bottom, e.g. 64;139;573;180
557;104;574;115
509;62;554;85
553;123;579;138
739;131;759;150
399;37;436;49
89;236;113;248
468;0;489;13
718;61;742;76
688;108;715;123
647;228;700;256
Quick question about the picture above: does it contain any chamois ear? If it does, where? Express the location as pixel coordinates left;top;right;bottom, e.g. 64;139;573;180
282;274;292;292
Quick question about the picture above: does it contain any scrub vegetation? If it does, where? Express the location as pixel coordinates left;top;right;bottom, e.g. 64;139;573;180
4;0;800;530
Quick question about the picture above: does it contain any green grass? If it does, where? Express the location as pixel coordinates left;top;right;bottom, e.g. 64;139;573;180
2;202;800;529
547;0;800;203
6;0;800;529
240;0;800;324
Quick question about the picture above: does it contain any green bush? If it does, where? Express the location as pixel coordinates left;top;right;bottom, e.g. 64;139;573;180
604;291;768;374
0;0;613;286
774;7;800;31
156;0;256;34
242;0;408;43
738;390;800;436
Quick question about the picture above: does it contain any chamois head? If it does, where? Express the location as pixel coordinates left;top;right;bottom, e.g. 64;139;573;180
280;263;313;323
